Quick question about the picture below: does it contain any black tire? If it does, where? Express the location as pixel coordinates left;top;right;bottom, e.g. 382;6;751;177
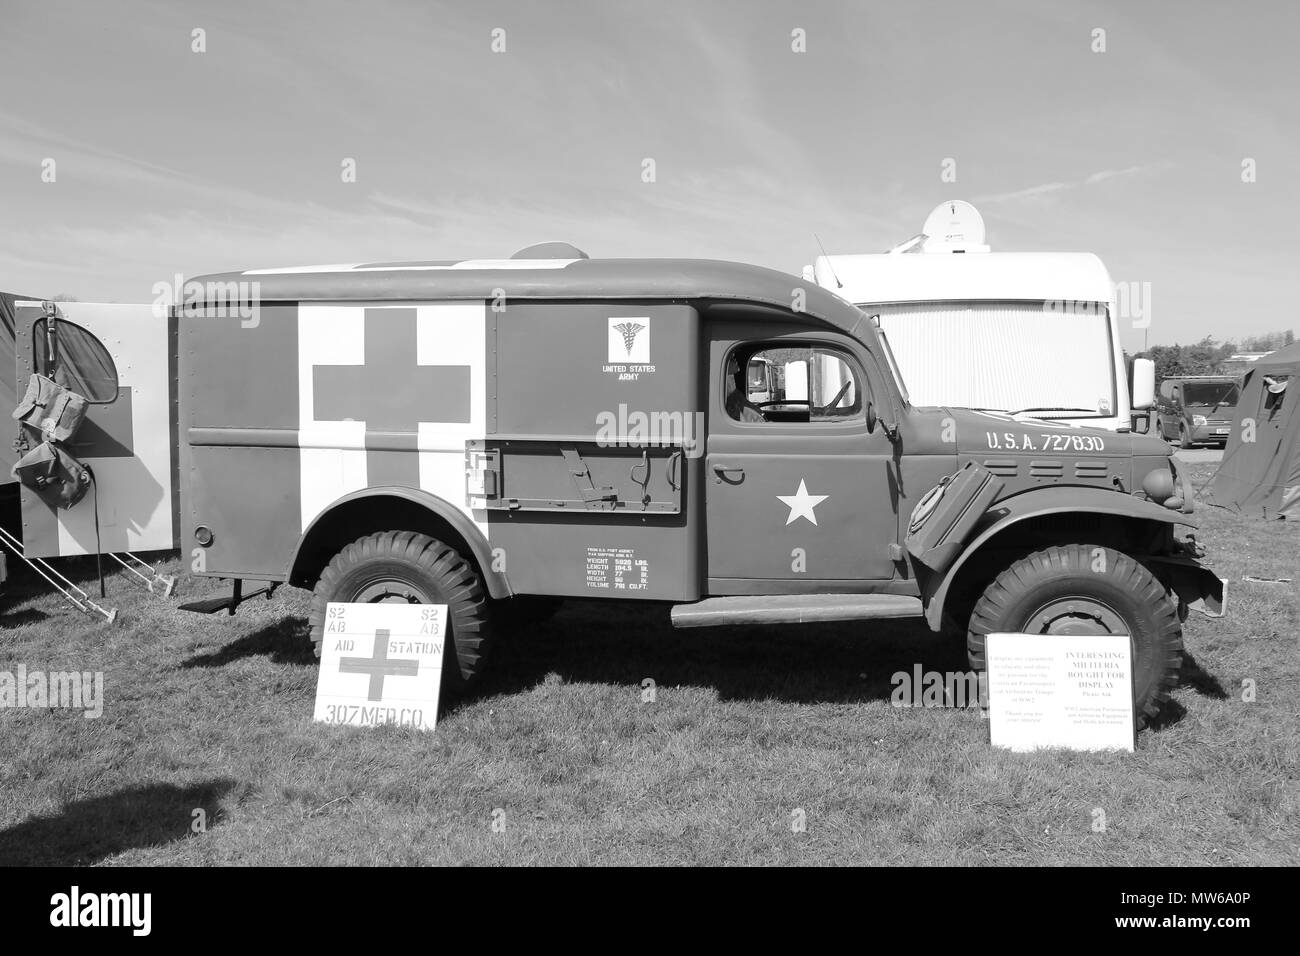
1178;424;1193;449
309;531;493;695
967;545;1182;728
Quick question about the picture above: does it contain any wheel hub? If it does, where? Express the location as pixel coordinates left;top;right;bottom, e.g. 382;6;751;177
1027;597;1127;636
353;580;429;605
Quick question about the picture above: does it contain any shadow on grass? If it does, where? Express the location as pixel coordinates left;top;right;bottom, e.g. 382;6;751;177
476;599;968;706
0;778;238;866
1176;649;1229;699
0;606;49;626
180;616;317;668
1142;649;1228;730
174;601;1231;719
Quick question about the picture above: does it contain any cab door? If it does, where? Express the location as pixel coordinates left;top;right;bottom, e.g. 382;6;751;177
704;321;899;588
12;301;176;558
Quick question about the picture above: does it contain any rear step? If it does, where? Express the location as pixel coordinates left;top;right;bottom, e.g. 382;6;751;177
670;594;923;628
179;579;277;616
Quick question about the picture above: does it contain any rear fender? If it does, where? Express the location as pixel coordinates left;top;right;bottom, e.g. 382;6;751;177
288;486;509;599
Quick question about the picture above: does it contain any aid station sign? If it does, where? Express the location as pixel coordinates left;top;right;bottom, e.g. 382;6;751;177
314;602;448;732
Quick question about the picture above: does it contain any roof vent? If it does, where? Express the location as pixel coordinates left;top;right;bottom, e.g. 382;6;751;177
510;241;589;260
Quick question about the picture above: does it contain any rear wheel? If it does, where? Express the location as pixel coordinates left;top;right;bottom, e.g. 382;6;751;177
967;545;1182;728
309;531;493;696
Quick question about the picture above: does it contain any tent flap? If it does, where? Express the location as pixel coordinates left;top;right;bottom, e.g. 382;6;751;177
1212;351;1298;519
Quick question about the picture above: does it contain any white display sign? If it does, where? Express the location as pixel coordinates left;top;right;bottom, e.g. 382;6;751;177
313;602;447;732
986;633;1135;752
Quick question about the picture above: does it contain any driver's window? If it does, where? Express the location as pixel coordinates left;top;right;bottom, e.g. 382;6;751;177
727;345;863;423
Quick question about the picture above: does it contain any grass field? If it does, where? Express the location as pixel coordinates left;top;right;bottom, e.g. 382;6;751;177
0;462;1296;866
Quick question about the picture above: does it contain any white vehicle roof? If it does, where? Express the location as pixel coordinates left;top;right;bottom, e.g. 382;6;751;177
812;252;1113;307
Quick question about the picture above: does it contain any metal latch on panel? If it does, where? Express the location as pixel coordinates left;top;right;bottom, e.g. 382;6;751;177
629;450;651;510
465;442;502;505
560;447;618;511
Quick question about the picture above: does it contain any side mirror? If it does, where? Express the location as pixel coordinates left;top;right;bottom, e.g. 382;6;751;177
1131;358;1155;410
866;400;877;433
1130;411;1151;434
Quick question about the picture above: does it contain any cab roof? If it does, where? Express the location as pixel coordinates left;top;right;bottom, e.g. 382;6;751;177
813;251;1113;306
188;257;873;339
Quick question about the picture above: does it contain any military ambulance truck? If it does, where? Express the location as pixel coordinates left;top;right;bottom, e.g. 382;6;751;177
9;246;1224;725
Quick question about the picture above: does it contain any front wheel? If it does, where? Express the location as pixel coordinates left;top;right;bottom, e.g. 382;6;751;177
967;545;1182;728
309;531;494;696
1178;424;1194;449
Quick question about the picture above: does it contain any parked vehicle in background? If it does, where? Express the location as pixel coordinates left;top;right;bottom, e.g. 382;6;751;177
805;201;1156;434
1156;376;1240;448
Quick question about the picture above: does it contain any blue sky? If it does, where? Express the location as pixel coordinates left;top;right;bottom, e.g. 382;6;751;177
1;0;1295;350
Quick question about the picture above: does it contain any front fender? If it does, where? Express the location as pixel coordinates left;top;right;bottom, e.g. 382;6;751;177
922;485;1197;630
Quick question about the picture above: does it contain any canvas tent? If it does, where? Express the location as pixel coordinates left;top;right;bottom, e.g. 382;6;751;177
0;292;31;480
1211;341;1300;518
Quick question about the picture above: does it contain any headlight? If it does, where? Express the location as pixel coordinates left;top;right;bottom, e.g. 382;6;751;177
1142;467;1175;504
1193;414;1207;427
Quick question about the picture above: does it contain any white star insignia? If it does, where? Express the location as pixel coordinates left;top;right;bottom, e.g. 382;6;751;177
776;479;829;526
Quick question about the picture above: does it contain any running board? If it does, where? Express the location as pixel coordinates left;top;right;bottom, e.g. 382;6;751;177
670;594;924;628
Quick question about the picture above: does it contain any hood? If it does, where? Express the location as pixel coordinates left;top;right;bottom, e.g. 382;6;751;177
942;408;1169;458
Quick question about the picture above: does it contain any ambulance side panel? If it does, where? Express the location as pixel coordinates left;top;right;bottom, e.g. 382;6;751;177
179;304;303;579
483;302;702;602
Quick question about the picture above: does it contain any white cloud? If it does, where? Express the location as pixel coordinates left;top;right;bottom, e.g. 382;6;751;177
974;164;1169;205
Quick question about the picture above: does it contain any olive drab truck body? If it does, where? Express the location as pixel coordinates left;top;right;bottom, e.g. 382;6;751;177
169;246;1224;723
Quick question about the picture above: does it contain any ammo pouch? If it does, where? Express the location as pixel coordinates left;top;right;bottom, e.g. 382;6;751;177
11;373;93;509
11;440;91;509
13;373;89;442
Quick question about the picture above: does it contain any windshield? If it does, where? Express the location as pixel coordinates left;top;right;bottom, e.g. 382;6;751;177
1183;382;1239;406
862;299;1115;418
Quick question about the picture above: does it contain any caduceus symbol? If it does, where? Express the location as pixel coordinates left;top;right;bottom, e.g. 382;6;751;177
613;321;645;356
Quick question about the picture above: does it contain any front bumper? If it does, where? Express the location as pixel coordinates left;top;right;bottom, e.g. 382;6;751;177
1191;421;1232;443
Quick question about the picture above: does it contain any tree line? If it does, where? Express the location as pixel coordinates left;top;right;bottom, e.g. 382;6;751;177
1134;330;1294;381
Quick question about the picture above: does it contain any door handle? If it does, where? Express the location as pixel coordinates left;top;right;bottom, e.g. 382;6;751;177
712;463;745;482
